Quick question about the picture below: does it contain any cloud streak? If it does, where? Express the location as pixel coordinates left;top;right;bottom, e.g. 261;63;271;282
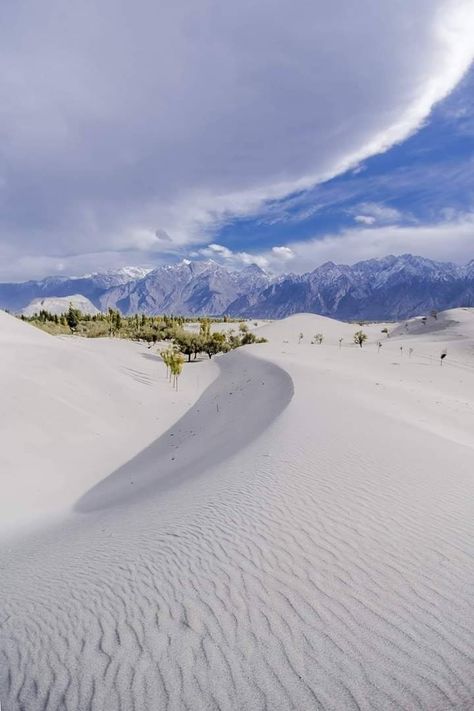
0;0;473;278
246;213;474;273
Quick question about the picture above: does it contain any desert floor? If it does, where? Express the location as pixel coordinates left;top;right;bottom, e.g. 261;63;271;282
1;308;473;710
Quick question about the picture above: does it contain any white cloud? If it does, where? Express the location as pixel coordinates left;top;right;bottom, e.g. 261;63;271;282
201;244;234;259
272;246;295;261
264;213;474;272
352;202;404;226
198;244;269;270
354;215;376;226
198;242;296;270
0;0;473;278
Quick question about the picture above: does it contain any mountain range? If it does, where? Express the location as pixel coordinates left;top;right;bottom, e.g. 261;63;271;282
1;255;473;321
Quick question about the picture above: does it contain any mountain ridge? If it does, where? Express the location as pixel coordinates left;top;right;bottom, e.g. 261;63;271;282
1;254;473;320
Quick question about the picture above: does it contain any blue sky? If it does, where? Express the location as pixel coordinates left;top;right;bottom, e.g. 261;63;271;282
199;66;474;271
0;1;473;280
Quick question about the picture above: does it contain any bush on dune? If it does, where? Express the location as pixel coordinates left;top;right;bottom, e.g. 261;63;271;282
171;327;266;361
353;330;368;348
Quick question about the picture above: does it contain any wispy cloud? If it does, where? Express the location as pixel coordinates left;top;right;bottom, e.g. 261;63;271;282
354;215;377;226
351;202;405;226
0;0;473;278
259;214;474;272
195;243;296;272
197;244;270;270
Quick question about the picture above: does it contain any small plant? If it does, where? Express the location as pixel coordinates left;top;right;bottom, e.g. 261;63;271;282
169;351;184;389
160;348;177;381
199;318;211;339
239;332;267;346
353;330;368;348
160;349;170;378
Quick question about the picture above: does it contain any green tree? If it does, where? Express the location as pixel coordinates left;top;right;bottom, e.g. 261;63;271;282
202;332;229;358
199;318;211;339
66;304;81;331
353;330;368;348
172;330;200;362
107;308;122;336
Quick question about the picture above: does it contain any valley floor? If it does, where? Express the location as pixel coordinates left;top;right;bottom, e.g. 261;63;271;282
1;309;474;710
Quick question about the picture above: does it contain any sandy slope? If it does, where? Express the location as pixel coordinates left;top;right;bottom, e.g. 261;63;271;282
1;309;474;710
21;295;100;317
0;311;217;532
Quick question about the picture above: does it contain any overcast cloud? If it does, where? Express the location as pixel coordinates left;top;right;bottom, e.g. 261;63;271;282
1;0;473;279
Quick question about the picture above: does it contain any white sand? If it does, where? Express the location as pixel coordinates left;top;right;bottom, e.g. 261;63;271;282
184;318;269;334
1;308;474;710
0;311;218;532
21;295;100;317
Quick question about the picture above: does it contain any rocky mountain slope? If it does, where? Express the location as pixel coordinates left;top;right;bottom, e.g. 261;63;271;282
233;255;474;321
1;255;473;320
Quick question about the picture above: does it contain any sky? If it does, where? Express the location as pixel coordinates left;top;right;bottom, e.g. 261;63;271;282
0;0;473;281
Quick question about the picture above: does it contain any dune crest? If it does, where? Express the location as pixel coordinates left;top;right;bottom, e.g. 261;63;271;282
0;310;217;531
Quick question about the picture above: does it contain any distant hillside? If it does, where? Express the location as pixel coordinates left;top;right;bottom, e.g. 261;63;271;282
21;295;100;317
1;255;473;320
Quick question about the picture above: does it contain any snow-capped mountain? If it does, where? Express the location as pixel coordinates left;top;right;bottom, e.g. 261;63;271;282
78;267;153;289
1;255;473;320
100;261;271;315
0;267;152;313
235;254;474;320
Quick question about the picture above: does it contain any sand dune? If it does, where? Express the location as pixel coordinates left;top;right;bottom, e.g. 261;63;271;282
0;311;217;532
1;309;474;710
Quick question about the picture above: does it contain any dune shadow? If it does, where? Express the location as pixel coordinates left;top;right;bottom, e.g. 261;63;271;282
75;350;294;513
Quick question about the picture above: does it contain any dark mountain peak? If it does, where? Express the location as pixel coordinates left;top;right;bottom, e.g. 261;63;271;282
312;260;337;271
241;263;267;275
353;255;397;271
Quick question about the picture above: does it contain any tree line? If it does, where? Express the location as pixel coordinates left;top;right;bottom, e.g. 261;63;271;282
21;306;249;340
20;306;266;360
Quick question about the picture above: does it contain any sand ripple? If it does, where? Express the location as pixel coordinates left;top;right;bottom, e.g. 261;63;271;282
1;349;474;710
